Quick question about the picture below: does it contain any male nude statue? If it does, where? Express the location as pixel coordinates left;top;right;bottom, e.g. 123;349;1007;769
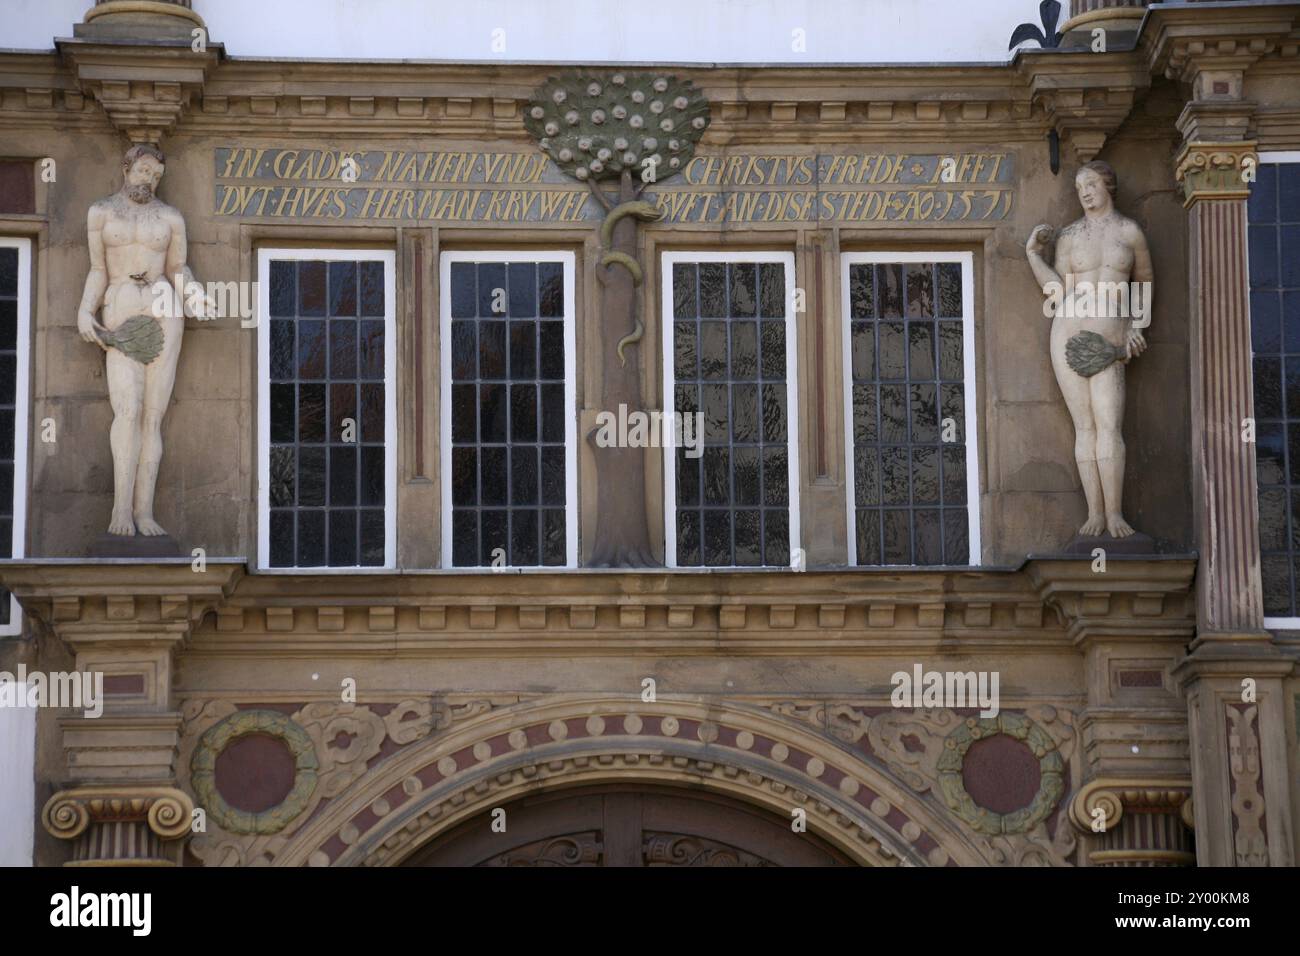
77;143;210;536
1025;160;1153;539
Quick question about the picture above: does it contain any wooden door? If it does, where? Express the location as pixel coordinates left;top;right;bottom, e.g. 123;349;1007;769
403;784;852;866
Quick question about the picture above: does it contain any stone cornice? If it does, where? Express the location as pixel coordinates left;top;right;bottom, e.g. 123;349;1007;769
0;558;1195;657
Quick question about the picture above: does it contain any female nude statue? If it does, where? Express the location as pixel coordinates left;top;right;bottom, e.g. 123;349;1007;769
1025;161;1153;539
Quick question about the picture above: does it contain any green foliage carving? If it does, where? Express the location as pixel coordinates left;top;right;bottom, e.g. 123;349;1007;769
101;313;165;365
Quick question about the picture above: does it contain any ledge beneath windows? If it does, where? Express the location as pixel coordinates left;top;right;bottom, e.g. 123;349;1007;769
0;556;1197;658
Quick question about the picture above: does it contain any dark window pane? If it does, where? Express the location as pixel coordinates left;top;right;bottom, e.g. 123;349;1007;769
855;509;881;564
538;262;564;317
451;384;476;443
734;510;761;565
481;510;508;565
329;261;357;317
269;446;295;507
451;320;476;379
855;446;879;506
938;322;963;380
541;446;565;506
298;384;326;443
851;324;875;382
731;321;758;379
452;447;477;505
677;448;700;507
271;319;294;380
1259;488;1288;551
511;508;539;565
541;384;564;442
942;445;967;504
299;446;326;506
763;446;788;506
477;262;506;317
702;384;728;442
360;383;384;443
906;264;934;318
508;262;537;317
330;447;356;509
328;509;358;565
360;447;384;506
909;323;935;380
761;384;786;442
878;322;905;379
270;384;296;443
700;321;727;380
732;384;759;443
911;383;939;443
761;321;785;379
849;264;874;319
510;321;537;379
883;509;911;564
937;262;962;317
1262;553;1291;615
878;264;903;318
914;509;942;564
511;446;538;505
759;263;785;318
360;510;385;565
543;509;566;565
703;510;732;566
329;320;357;379
297;319;326;378
481;447;507;505
853;384;878;445
675;321;698;379
510;383;537;442
329;383;356;441
673;263;697;319
269;260;296;317
1251;291;1281;354
881;447;910;506
677;510;701;565
452;510;478;566
703;446;730;506
944;509;970;564
730;263;757;318
699;263;727;318
360;261;385;316
479;321;506;379
299;261;326;316
450;262;476;318
296;510;326;566
763;510;789;566
269;510;294;566
359;320;384;379
733;446;760;505
539;322;564;380
479;384;506;442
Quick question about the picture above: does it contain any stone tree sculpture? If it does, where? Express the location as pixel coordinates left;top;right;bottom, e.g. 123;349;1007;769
525;72;710;566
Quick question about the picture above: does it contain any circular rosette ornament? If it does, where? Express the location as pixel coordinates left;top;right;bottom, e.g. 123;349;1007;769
525;71;710;183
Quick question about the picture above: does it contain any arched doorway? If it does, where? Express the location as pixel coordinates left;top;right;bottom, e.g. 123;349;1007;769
402;784;852;866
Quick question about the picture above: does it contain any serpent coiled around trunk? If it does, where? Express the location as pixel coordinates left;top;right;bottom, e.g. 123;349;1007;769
601;200;665;367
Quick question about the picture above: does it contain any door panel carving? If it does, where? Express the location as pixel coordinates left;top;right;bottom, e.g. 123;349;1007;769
403;785;850;867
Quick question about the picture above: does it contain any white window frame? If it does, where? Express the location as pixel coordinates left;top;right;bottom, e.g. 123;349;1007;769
0;238;30;635
256;248;397;572
840;251;981;566
661;250;801;569
439;250;578;569
1253;152;1300;628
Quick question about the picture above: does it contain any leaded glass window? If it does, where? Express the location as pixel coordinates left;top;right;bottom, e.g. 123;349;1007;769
1249;160;1300;619
260;252;395;569
664;253;799;567
843;255;978;566
0;240;27;632
441;253;575;568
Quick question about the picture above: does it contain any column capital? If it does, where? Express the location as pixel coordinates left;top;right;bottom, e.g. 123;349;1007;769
42;785;193;866
1174;139;1259;207
1069;777;1195;866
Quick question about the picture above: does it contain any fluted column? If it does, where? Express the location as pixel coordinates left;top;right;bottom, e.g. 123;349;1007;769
1169;69;1297;863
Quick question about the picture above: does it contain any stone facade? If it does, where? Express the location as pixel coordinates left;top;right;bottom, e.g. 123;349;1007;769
1;0;1298;866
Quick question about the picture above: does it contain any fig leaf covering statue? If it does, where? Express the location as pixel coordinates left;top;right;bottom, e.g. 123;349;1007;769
1025;160;1154;540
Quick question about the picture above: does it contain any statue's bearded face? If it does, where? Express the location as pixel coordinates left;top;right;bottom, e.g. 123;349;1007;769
1075;168;1110;212
124;155;164;204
